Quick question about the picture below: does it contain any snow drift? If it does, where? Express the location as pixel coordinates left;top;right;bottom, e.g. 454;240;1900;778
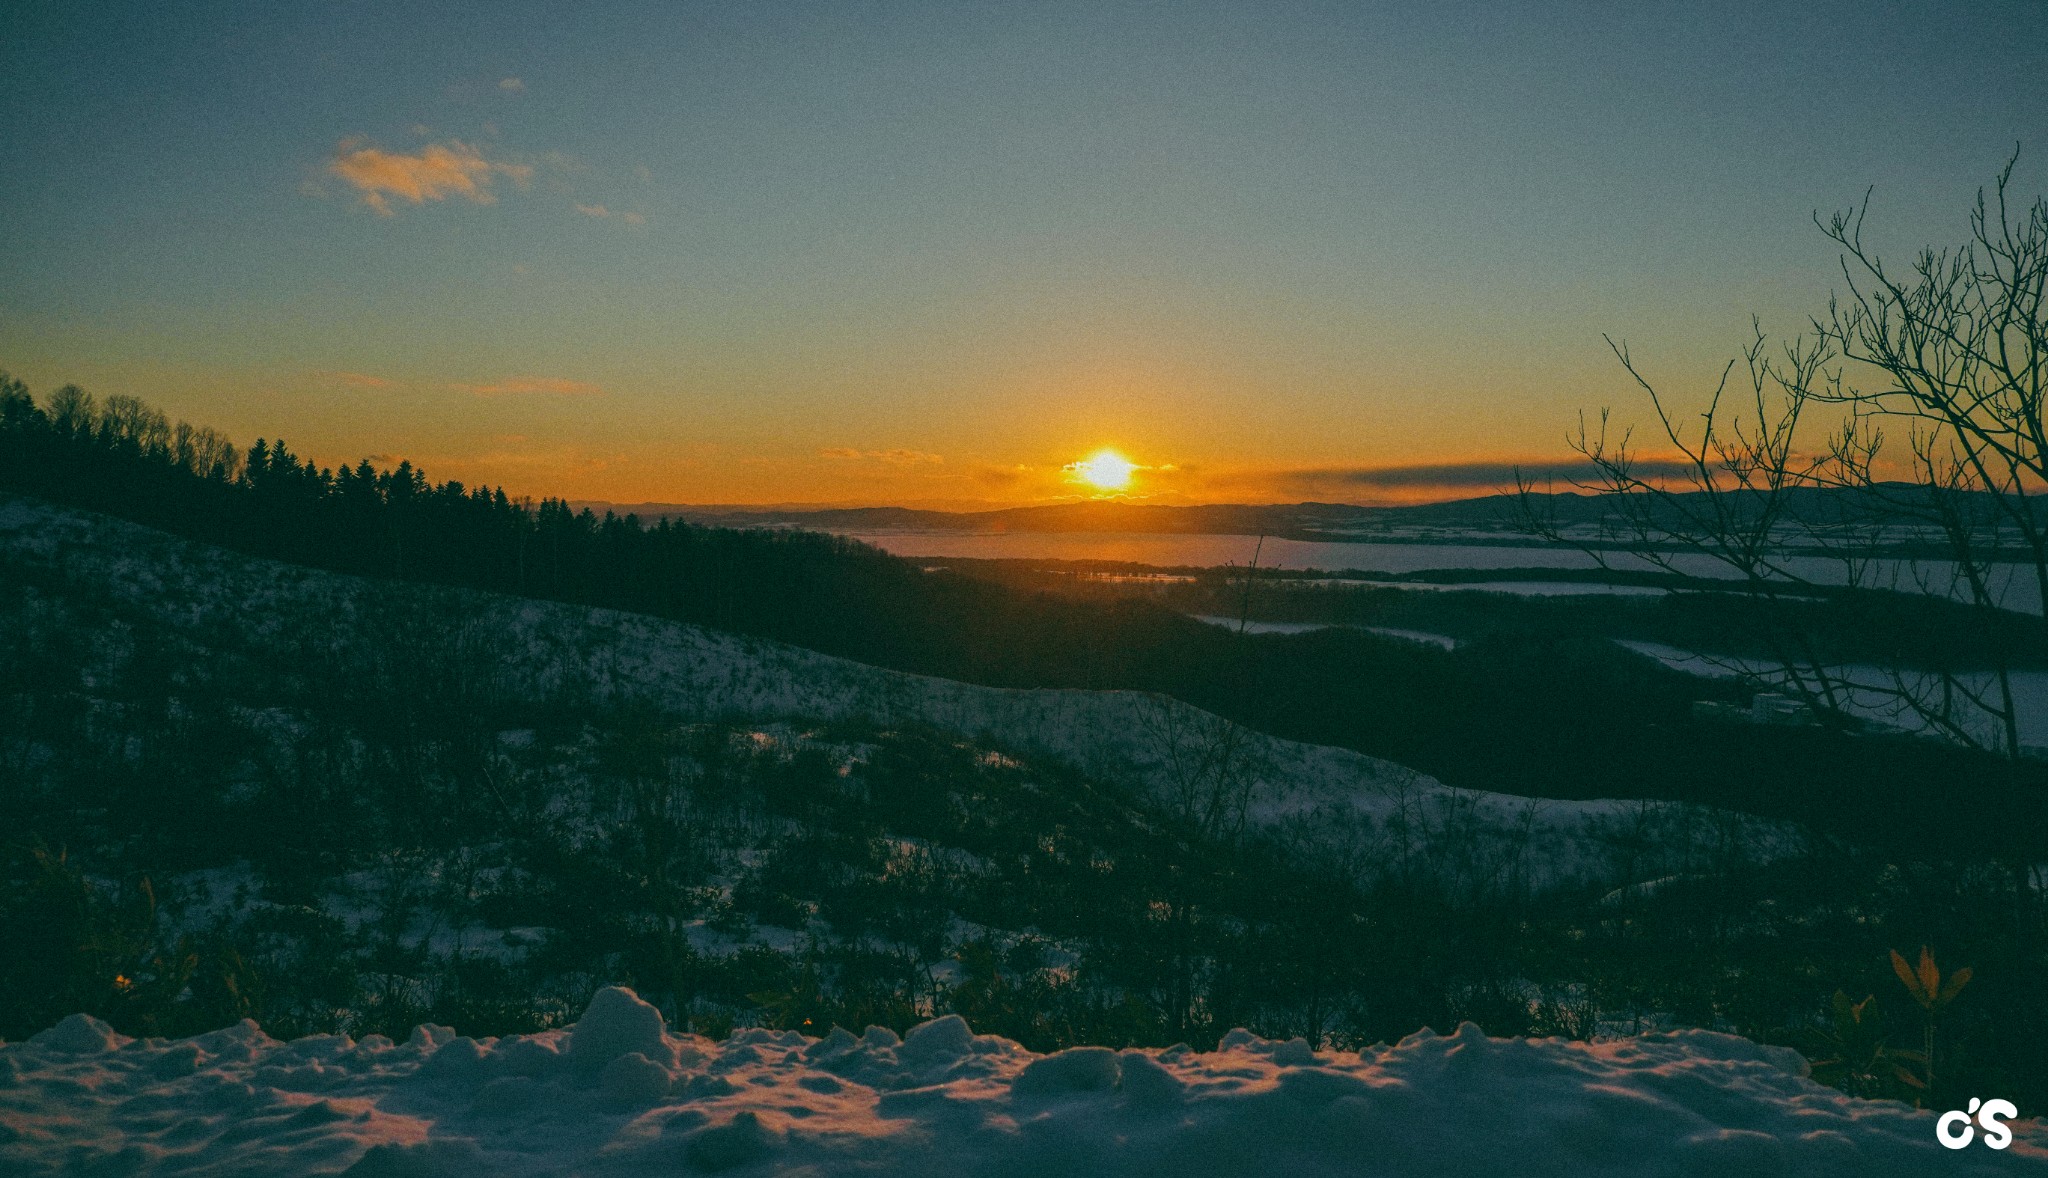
4;988;2039;1176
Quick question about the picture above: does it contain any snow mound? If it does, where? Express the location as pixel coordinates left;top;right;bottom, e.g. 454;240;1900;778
570;987;673;1071
24;1013;128;1055
4;989;2040;1175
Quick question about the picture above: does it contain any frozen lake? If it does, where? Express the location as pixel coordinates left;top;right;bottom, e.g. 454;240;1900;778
843;529;1623;573
837;529;2046;613
1621;640;2048;750
1191;615;1461;649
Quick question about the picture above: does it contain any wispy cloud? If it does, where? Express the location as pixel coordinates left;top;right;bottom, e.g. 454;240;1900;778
498;76;525;92
820;447;944;465
450;377;604;397
971;464;1030;489
328;138;533;215
316;370;394;389
575;203;648;226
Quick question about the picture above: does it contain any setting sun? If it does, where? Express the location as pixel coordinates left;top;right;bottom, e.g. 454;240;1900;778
1071;449;1137;491
3;6;2042;1168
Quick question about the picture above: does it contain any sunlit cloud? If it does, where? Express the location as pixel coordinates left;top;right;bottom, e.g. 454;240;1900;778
449;377;604;397
327;138;533;215
498;77;525;92
971;464;1031;489
1061;450;1173;495
1064;449;1139;491
620;211;646;225
820;447;944;465
575;203;612;218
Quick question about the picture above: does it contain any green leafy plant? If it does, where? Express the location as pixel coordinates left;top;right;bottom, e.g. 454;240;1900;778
1805;990;1913;1099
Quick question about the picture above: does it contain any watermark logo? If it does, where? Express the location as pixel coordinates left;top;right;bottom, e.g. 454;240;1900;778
1936;1098;2017;1150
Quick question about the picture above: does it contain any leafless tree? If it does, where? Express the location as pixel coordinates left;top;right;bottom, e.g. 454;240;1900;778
1137;697;1267;843
1520;151;2047;758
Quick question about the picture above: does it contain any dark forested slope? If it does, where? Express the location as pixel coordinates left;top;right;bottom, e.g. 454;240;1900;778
3;375;2041;851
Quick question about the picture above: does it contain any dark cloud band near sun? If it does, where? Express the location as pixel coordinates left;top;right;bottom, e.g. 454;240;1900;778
1020;457;1703;502
1270;459;1702;491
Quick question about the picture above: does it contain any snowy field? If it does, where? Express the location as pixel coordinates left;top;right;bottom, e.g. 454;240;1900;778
6;986;2041;1176
0;495;1790;891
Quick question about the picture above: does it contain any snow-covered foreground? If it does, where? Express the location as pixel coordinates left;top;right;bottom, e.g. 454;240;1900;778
5;988;2038;1177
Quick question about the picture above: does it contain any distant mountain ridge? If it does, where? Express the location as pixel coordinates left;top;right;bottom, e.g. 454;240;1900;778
571;496;1529;539
569;485;1982;542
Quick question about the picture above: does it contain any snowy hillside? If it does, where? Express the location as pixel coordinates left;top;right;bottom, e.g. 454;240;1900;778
6;494;2044;1172
8;986;2040;1176
0;494;1783;891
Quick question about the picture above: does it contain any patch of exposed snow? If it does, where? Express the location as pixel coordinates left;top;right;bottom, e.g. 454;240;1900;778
1190;615;1459;649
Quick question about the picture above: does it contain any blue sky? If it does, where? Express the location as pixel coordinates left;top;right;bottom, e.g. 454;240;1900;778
3;1;2043;504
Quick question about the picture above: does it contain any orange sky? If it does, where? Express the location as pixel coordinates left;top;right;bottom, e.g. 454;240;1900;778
1;342;1706;507
6;3;2040;508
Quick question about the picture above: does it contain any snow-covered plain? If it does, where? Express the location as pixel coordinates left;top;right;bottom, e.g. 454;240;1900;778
7;986;2040;1176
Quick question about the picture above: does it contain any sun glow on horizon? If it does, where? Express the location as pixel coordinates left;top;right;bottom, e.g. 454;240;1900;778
1070;449;1138;492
